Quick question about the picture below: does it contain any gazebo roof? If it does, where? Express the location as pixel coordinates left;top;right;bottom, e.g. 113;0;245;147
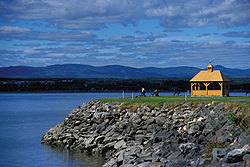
190;64;230;82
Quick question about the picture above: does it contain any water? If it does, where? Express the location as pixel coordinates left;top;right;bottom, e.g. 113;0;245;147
0;92;247;167
0;93;127;167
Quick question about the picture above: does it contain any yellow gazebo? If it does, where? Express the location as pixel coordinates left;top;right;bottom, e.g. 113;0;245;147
190;64;230;96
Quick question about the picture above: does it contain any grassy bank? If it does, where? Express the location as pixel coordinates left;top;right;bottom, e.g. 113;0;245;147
96;95;250;107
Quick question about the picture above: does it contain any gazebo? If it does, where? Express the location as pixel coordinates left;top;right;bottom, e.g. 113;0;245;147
190;64;230;96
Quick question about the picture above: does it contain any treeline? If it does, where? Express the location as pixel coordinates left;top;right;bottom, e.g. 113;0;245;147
0;78;249;92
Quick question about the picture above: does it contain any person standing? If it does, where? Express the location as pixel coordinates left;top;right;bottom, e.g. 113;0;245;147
141;87;146;96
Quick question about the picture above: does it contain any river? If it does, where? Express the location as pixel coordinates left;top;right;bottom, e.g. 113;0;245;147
0;92;247;167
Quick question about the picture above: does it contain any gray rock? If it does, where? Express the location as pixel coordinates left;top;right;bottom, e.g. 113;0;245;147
155;116;166;125
73;133;79;140
202;123;214;135
131;115;142;124
187;125;200;135
85;137;95;145
117;150;125;162
114;140;126;150
222;162;244;167
135;162;154;167
243;154;250;167
120;164;134;167
179;143;196;154
123;155;136;164
214;104;224;112
238;133;250;147
165;159;190;167
190;158;206;166
145;117;155;125
226;148;247;163
212;148;227;161
103;157;117;167
166;152;181;160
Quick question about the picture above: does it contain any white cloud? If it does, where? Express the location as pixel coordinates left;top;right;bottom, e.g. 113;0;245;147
0;26;97;42
23;49;40;54
0;26;30;33
0;0;249;29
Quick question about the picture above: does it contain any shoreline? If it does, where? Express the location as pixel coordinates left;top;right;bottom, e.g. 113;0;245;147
0;90;249;94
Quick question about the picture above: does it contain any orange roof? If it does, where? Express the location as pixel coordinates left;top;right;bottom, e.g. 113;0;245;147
190;64;230;82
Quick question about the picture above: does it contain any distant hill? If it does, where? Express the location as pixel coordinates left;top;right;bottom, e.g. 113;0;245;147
0;64;249;78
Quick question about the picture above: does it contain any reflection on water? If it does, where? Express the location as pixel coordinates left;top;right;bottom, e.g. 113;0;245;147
44;145;105;167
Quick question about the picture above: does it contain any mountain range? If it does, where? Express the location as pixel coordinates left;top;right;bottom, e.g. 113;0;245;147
0;64;249;78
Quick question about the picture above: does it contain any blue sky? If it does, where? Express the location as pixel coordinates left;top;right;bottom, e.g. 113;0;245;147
0;0;249;69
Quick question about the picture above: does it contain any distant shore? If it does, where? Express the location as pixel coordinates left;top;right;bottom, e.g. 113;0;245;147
0;90;249;94
1;78;249;94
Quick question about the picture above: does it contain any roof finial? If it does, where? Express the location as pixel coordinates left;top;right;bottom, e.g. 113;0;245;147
207;62;213;72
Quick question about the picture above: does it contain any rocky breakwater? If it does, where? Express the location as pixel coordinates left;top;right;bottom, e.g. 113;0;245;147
42;101;249;167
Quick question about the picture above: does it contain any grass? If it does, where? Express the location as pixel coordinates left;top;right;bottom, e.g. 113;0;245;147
95;95;250;108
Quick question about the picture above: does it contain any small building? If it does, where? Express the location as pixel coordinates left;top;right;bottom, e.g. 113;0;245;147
190;64;230;96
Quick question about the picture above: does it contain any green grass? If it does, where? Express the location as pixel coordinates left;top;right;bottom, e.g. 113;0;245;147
96;95;250;107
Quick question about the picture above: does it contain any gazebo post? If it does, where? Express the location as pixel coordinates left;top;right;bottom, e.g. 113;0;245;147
218;82;223;96
191;83;193;96
203;82;210;96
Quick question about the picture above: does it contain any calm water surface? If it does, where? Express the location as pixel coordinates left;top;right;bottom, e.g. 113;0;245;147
0;93;127;167
0;92;247;167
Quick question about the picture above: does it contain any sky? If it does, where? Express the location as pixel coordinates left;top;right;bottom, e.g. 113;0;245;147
0;0;249;69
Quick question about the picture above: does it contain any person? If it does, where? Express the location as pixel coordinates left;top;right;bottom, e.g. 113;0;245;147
151;89;159;96
154;89;159;96
141;87;146;97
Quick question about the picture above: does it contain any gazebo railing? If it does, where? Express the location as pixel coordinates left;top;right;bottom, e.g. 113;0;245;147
192;90;222;96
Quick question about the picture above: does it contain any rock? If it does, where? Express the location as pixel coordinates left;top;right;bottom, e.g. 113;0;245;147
117;150;125;162
226;148;248;163
187;125;200;135
120;164;134;167
202;123;214;135
165;159;190;167
135;162;153;167
41;101;249;167
123;155;136;164
85;137;95;146
114;140;126;150
238;133;250;147
142;106;151;112
212;148;227;161
197;117;206;122
243;154;250;167
73;133;79;140
74;120;81;125
190;158;205;166
131;115;142;124
214;104;224;112
155;116;166;125
103;157;117;167
145;117;155;125
179;143;196;154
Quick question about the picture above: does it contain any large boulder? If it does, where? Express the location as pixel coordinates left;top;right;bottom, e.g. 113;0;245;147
212;148;227;161
226;148;248;163
179;143;197;154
